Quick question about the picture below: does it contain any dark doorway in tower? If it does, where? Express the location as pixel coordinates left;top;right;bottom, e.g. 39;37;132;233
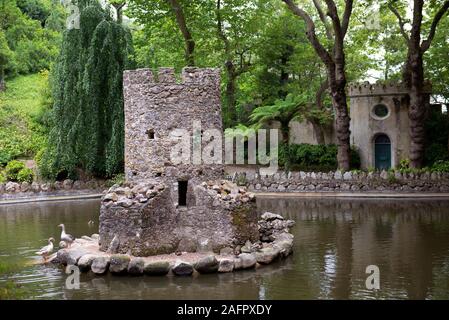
374;134;391;170
178;180;188;206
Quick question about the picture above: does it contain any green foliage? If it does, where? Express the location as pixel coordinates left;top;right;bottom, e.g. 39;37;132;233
387;171;398;183
432;160;449;173
16;167;33;183
16;0;51;26
42;0;134;179
0;0;63;78
5;160;25;181
0;171;6;183
424;109;449;166
0;73;50;165
398;158;411;172
279;143;360;172
105;172;125;187
250;93;308;143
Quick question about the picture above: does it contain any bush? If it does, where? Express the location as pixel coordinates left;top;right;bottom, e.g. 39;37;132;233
106;173;125;187
5;160;25;181
279;143;360;171
425;143;449;166
17;167;33;183
432;160;449;173
0;172;6;183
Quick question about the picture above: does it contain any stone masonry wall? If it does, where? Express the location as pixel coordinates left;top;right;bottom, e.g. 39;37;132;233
0;179;105;199
242;170;449;193
99;180;259;256
123;67;224;186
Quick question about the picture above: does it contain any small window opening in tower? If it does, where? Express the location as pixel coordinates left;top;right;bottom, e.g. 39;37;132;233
178;180;188;206
146;129;155;140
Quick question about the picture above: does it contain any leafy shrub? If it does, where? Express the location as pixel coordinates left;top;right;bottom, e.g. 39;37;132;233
425;143;449;166
0;172;6;183
432;160;449;173
398;158;411;173
17;168;33;183
279;143;360;171
106;173;125;187
5;160;25;181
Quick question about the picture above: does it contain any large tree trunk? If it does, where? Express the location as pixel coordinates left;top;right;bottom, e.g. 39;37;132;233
282;0;353;171
390;0;449;168
280;121;290;145
225;61;237;126
408;60;427;168
330;79;351;171
166;0;195;66
112;2;126;25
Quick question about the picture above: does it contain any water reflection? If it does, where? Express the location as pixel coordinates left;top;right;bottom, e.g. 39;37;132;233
258;197;449;299
1;197;449;299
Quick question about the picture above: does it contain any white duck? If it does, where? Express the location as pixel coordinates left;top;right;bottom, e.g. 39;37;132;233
36;237;55;262
58;224;75;248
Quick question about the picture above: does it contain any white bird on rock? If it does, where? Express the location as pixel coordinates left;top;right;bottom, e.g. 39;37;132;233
58;224;75;248
36;237;55;262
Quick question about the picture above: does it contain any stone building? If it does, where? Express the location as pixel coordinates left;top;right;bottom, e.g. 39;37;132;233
99;67;259;256
348;82;431;170
263;82;434;171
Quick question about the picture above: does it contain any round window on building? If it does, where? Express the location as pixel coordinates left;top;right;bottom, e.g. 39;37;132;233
372;104;390;119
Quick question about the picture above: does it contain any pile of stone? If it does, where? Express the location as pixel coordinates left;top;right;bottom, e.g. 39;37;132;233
201;180;255;203
102;182;166;208
258;212;295;242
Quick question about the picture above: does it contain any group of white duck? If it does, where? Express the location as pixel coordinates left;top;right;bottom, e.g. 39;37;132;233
35;224;75;262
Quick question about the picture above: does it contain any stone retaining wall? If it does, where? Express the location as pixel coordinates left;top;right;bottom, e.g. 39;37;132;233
52;212;295;276
0;179;106;199
99;180;260;256
242;170;449;193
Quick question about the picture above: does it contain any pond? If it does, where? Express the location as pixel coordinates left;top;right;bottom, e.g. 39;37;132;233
1;197;449;299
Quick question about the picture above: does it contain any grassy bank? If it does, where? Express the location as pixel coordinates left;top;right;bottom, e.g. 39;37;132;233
0;73;50;169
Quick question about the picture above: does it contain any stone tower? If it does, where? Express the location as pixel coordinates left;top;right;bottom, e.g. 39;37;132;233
123;67;224;185
348;82;431;170
99;68;259;256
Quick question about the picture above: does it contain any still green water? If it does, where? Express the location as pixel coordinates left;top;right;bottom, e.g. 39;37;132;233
1;197;449;299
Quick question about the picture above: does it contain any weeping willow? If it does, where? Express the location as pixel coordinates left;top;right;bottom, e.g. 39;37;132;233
42;0;133;179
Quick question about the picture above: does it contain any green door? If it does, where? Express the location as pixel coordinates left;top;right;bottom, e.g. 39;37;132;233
375;134;391;170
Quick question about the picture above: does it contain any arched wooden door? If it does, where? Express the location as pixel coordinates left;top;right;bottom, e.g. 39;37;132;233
374;134;391;170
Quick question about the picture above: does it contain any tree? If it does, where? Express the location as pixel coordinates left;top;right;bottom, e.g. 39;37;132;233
215;0;272;127
388;0;449;168
109;0;126;24
128;0;210;67
251;10;334;144
165;0;195;66
41;0;134;179
250;93;308;144
216;0;252;126
282;0;354;170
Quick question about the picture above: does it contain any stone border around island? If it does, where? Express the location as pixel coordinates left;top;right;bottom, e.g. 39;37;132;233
50;213;295;277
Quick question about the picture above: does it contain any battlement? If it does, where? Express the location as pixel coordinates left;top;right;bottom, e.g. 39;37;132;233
123;67;220;87
348;81;432;97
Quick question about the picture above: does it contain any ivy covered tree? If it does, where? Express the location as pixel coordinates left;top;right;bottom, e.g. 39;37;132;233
41;0;134;179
